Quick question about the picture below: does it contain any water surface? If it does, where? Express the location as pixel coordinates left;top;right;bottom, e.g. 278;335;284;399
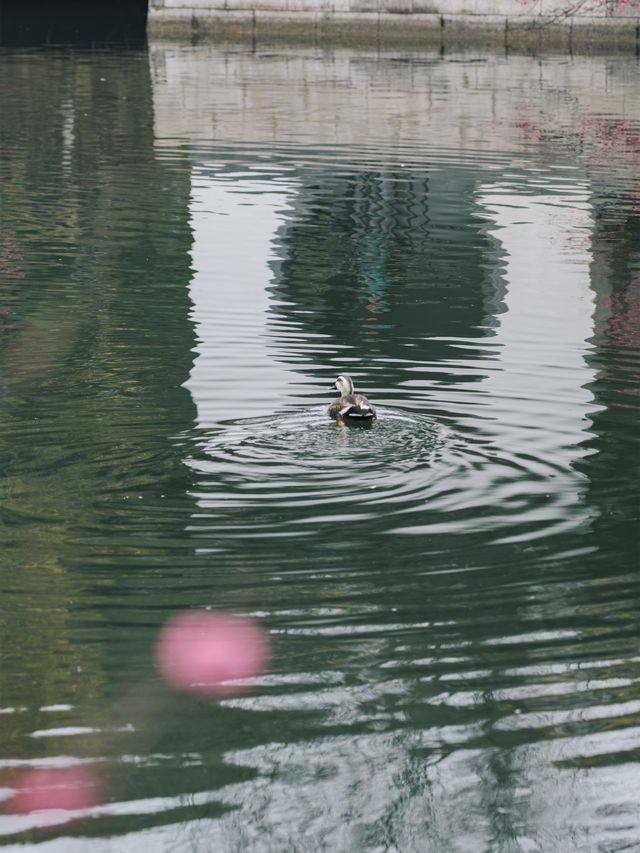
0;44;639;852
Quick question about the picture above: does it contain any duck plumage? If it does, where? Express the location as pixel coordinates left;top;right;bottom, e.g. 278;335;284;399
328;374;376;424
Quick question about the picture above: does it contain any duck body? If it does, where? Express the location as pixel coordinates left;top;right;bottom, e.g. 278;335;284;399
328;374;376;425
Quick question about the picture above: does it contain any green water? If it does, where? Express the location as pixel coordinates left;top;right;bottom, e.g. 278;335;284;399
0;44;639;851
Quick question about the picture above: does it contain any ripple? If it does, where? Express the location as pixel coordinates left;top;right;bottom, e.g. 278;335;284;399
186;407;445;515
183;401;588;548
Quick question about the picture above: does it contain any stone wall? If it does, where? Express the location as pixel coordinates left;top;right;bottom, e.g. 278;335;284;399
148;0;640;50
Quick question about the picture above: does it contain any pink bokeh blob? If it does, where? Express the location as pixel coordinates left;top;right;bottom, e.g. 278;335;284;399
155;610;269;696
7;765;101;815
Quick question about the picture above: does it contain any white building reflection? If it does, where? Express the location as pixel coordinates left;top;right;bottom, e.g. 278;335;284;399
184;170;298;428
473;182;601;542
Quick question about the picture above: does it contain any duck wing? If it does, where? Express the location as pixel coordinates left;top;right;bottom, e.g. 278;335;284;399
329;393;376;421
350;394;376;419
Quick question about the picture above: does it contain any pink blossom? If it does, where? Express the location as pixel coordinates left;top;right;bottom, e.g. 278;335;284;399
6;766;101;815
155;611;270;697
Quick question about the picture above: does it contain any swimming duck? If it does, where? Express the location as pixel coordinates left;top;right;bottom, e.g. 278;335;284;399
328;374;377;425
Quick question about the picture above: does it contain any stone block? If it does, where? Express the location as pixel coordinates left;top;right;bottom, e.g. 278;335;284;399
254;10;319;39
285;0;330;9
194;10;255;39
349;0;380;12
542;0;606;14
231;0;285;9
482;0;536;13
317;10;380;42
381;0;413;13
378;11;442;43
411;0;438;11
507;16;571;48
163;0;226;6
570;15;639;49
437;0;478;12
442;13;507;44
147;9;194;38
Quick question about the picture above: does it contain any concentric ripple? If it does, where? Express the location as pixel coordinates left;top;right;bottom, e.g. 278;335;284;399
182;404;588;546
186;407;444;512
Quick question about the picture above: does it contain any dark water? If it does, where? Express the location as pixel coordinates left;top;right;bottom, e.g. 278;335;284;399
0;43;639;851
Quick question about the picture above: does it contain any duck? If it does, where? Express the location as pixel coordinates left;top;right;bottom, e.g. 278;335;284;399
327;374;377;425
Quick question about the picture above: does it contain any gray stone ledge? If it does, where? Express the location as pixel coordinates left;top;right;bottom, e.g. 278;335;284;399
148;6;640;51
442;14;507;44
571;16;639;47
368;12;443;44
317;11;380;43
507;19;571;49
256;10;319;40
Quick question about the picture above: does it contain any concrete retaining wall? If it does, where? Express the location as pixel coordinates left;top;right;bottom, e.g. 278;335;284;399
148;0;640;50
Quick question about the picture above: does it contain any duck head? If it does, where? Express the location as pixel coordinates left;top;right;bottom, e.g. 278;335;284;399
331;374;354;395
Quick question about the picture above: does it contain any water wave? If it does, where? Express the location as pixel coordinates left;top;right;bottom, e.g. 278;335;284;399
182;402;589;548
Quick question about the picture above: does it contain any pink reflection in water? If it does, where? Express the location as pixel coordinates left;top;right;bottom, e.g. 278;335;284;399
155;611;269;696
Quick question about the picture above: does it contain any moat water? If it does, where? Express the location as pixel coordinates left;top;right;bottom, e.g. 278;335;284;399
0;42;639;852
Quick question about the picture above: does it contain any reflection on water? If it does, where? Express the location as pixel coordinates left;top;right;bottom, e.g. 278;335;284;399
0;43;639;852
469;183;598;542
186;174;299;426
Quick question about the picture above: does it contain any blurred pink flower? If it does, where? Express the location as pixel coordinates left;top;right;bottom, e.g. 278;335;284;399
155;611;270;696
7;766;101;815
